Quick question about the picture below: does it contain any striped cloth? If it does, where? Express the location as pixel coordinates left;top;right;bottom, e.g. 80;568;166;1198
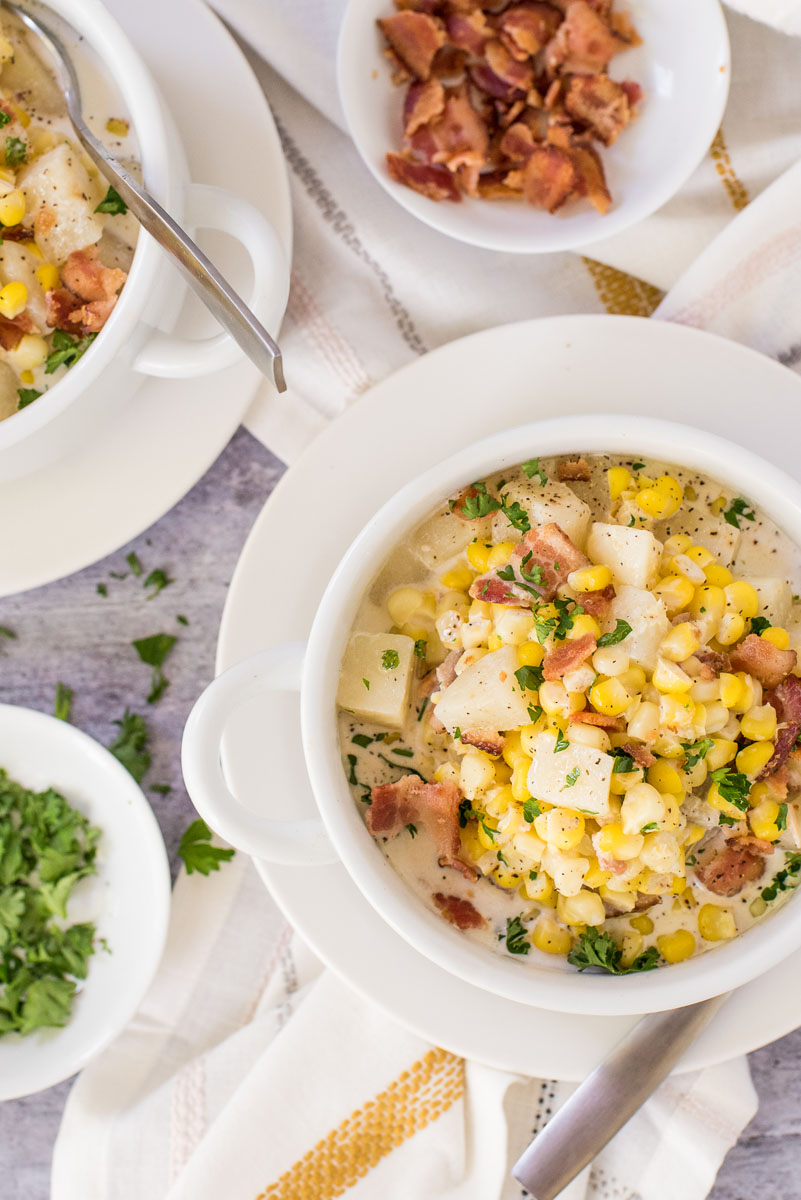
53;2;801;1197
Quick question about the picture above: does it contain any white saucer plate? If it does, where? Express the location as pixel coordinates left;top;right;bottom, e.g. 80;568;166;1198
218;315;801;1080
0;705;170;1100
0;0;292;599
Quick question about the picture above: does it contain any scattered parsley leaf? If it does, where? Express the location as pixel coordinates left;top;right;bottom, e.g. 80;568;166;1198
17;387;41;409
527;703;543;725
718;814;737;827
521;458;548;485
44;329;96;374
458;798;480;827
352;733;373;749
681;738;713;770
54;682;72;722
631;461;645;471
405;823;417;838
108;709;150;783
95;184;128;215
563;767;581;788
392;747;414;758
126;552;143;577
596;620;632;649
144;568;173;598
500;497;530;534
612;750;636;774
723;496;756;529
505;915;530;955
777;803;788;833
0;625;16;639
132;632;175;668
5;135;25;166
362;678;370;690
640;822;659;834
515;665;544;692
147;671;169;705
177;818;234;876
381;648;399;670
0;111;9;128
554;731;569;753
177;614;189;626
96;582;108;597
750;616;772;636
568;928;660;975
710;767;751;811
413;639;427;660
458;482;502;520
150;784;171;796
496;849;508;865
523;798;541;823
762;852;801;902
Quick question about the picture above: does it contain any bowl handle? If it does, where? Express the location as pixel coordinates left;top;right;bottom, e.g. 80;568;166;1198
132;182;290;379
181;643;337;865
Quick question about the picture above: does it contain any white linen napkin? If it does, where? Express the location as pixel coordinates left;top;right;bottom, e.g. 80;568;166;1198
52;853;757;1200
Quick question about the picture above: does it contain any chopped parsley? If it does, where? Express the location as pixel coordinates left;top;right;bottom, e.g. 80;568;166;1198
0;111;9;128
505;915;530;955
554;731;569;753
723;496;756;530
381;649;399;671
96;583;108;597
5;135;25;166
761;852;801;902
413;639;427;660
640;822;658;834
352;733;373;749
710;767;751;811
527;703;543;725
523;798;541;823
144;568;173;598
681;738;714;770
612;750;636;774
777;803;788;833
496;849;508;866
132;633;176;706
17;387;41;409
54;682;72;723
44;330;96;374
563;767;580;788
405;823;417;838
108;710;149;783
95;185;128;215
500;497;530;533
126;552;143;577
392;747;414;758
718;814;738;827
567;928;660;975
750;616;772;636
596;620;632;648
362;678;370;690
458;799;479;827
177;614;189;626
177;818;234;876
631;461;645;471
457;481;502;520
150;784;171;796
515;664;544;691
521;458;548;485
0;626;15;640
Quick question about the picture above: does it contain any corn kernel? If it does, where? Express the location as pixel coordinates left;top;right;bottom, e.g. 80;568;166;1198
646;760;683;794
656;929;696;963
685;824;705;846
502;731;524;768
567;722;610;752
731;672;760;715
566;613;601;641
762;626;790;650
584;860;612;889
387;587;424;627
652;657;693;694
653;575;695;613
493;863;522;889
671;554;707;585
618;666;647;695
460;750;495;799
511;758;532;802
717;611;746;646
664;533;693;556
557;889;605;927
736;740;775;777
106;117;130;137
460;824;484;863
660;623;701;663
466;541;492;572
608;466;631;500
488;541;517;569
516;644;545;676
724;581;759;620
6;333;47;372
35;262;59;291
690;585;725;625
0;280;27;319
705;738;738;772
630;914;654;934
749;799;781;842
0;188;25;226
698;904;737;941
719;673;743;708
521;871;554;903
740;704;778;743
534;808;585;852
487;632;503;651
589;677;631;718
567;564;612;593
439;564;473;591
621;782;665;835
19;369;33;385
637;484;680;519
704;564;733;587
686;545;715;568
477;818;499;850
9;104;30;128
531;918;573;956
597;822;643;861
433;762;460;787
539;680;568;717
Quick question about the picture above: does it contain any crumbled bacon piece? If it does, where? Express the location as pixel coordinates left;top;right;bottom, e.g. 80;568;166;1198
47;248;127;337
565;74;633;145
378;11;445;80
367;775;471;875
484;39;534;92
446;8;490;54
623;742;656;768
730;635;798;690
523;145;578;211
433;892;485;928
469;521;588;609
460;727;506;755
557;457;591;482
499;121;538;162
469;572;531;607
543;632;596;680
568;711;621;728
499;2;563;58
695;836;771;898
0;310;37;350
578;584;615;620
386;152;461;200
694;647;732;676
544;0;625;74
404;78;446;136
759;674;801;781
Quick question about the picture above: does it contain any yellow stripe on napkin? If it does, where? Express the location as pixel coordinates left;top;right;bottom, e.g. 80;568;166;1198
582;258;664;316
710;130;749;212
256;1047;464;1199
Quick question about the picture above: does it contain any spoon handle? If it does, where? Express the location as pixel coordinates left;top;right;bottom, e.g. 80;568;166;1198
512;995;726;1200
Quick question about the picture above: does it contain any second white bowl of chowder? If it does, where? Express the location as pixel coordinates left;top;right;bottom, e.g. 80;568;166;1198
182;416;801;1016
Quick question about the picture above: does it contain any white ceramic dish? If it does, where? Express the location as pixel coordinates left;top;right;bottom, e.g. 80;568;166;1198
185;409;801;1017
0;0;292;598
211;316;801;1073
0;704;170;1100
0;0;289;481
338;0;730;254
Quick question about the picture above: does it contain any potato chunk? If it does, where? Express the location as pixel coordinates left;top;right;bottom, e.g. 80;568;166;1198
337;633;415;728
411;505;483;570
19;142;104;263
607;584;669;672
526;732;613;819
744;576;793;627
586;522;661;589
434;645;530;735
492;480;591;549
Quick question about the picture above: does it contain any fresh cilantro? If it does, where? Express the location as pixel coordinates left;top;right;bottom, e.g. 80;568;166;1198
108;710;150;783
0;768;99;1037
459;482;502;520
761;853;801;902
133;633;176;706
126;552;143;577
5;135;25;166
405;823;417;838
381;649;400;671
596;620;632;649
95;184;128;215
554;731;569;753
750;616;772;636
515;665;543;692
527;704;543;725
523;798;541;823
519;552;545;588
44;330;97;374
177;818;235;876
362;678;370;690
352;733;373;749
568;928;660;975
96;583;108;597
563;767;580;788
777;803;788;833
640;822;658;833
54;682;72;722
505;915;530;955
681;738;714;769
612;750;636;774
710;767;751;811
500;497;530;533
144;568;173;598
479;818;496;842
150;784;171;796
147;673;169;704
413;639;427;660
521;458;548;485
17;387;41;409
532;610;557;644
723;497;756;529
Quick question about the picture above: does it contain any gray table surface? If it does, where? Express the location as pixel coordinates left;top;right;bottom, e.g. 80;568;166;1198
0;426;797;1199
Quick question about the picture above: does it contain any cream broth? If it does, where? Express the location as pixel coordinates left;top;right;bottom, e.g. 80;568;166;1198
337;454;801;975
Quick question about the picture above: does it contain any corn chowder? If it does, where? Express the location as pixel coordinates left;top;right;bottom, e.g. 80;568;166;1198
0;13;138;421
337;454;801;975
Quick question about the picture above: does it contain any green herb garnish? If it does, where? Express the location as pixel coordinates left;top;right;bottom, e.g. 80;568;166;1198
554;731;569;753
568;928;660;975
108;710;149;783
523;798;541;823
413;639;427;660
505;915;530;955
405;823;417;838
5;135;26;166
723;497;756;530
681;738;714;770
515;664;544;692
381;649;399;670
761;853;801;902
132;633;176;706
177;818;234;876
710;767;751;811
126;552;143;577
458;482;502;520
563;767;580;788
596;620;632;649
54;682;72;722
95;185;128;215
144;568;173;598
522;458;548;485
749;616;771;636
44;330;97;375
17;387;41;409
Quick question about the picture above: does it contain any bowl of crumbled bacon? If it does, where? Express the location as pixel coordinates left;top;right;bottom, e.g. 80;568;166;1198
338;0;730;252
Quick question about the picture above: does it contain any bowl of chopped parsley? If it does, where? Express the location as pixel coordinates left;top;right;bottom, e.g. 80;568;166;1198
0;703;170;1099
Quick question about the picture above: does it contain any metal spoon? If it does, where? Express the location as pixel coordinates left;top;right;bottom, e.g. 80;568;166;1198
512;994;726;1199
3;0;286;392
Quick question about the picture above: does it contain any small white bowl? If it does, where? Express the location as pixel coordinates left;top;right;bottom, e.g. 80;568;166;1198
0;704;170;1100
338;0;730;253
